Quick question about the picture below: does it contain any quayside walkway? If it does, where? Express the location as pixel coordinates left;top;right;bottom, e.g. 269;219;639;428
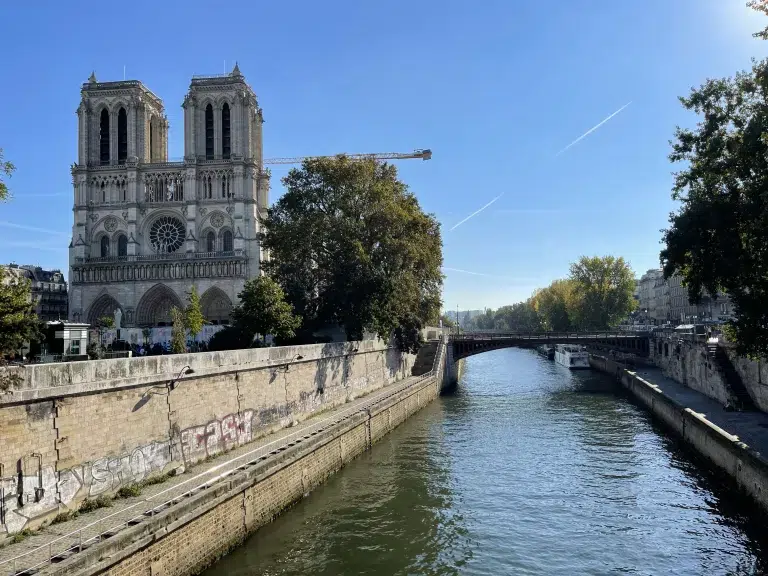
0;371;434;576
631;366;768;457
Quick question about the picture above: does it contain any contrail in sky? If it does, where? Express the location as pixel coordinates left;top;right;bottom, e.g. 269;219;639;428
442;267;496;277
555;102;632;157
449;193;504;231
0;221;69;236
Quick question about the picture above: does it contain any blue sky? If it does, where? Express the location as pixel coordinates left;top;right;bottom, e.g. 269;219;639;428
0;0;765;311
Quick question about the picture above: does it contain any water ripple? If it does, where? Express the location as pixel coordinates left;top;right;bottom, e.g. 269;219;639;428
205;348;768;576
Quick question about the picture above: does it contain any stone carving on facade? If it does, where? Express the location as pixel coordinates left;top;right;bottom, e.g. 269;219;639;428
226;205;234;215
139;207;147;216
182;205;188;217
210;212;225;228
89;213;99;222
200;207;207;216
104;217;118;232
122;211;129;221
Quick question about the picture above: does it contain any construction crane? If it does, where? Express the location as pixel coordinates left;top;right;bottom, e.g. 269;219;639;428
263;149;432;165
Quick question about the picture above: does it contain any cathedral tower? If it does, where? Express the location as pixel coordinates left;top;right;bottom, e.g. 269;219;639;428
68;65;269;332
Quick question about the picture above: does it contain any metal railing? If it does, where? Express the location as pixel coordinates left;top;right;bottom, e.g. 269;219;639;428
0;341;445;575
453;331;648;341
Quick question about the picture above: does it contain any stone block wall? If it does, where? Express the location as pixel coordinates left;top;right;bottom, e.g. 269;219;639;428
649;335;768;412
0;340;414;537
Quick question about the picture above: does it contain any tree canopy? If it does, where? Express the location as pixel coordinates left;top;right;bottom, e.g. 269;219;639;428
0;267;40;355
0;148;14;201
231;275;301;343
262;156;443;352
660;57;768;357
465;256;636;332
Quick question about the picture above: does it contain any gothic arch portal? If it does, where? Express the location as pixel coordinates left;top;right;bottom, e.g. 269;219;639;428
136;284;184;326
200;286;233;325
87;293;123;326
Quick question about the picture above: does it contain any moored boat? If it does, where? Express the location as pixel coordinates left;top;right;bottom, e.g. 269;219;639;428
537;344;555;360
554;344;590;369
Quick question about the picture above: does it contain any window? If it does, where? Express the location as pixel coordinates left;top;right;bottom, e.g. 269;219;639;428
99;109;110;165
100;236;110;258
206;231;216;252
222;230;233;252
117;107;128;163
117;234;128;257
205;104;214;159
222;103;231;159
69;340;80;355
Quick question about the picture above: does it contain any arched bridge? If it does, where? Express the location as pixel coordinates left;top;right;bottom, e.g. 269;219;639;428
450;331;651;361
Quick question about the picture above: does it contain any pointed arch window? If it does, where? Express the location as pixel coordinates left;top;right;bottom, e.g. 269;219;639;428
117;108;128;163
222;230;233;252
222;103;231;159
99;109;110;165
206;231;216;252
100;236;110;258
117;234;128;257
205;104;214;160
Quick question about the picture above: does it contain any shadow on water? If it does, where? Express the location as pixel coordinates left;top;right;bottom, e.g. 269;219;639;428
204;400;473;576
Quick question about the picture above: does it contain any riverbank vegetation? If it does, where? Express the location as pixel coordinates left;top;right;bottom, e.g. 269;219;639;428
467;255;636;332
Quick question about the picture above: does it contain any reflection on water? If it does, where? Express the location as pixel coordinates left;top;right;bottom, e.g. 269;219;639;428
205;348;768;575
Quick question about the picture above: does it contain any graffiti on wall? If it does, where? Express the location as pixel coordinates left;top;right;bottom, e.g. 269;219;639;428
0;440;172;535
179;410;254;462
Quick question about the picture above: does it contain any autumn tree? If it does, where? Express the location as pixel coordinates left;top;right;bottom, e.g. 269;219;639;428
263;156;443;352
535;280;579;331
568;256;635;329
184;286;205;340
170;307;187;354
0;149;14;201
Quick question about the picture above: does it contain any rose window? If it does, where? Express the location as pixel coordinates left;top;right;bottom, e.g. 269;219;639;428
149;216;185;253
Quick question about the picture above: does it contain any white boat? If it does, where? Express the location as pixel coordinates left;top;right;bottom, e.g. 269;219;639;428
554;344;590;369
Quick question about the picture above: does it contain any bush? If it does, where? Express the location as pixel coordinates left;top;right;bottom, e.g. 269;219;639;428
207;325;252;351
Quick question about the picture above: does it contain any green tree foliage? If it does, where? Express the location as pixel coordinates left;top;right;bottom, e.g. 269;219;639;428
660;57;768;357
0;267;40;355
207;325;253;352
568;256;636;329
170;307;187;354
533;280;579;331
231;275;301;343
439;313;456;328
0;148;14;201
184;286;205;338
262;156;443;352
749;0;768;39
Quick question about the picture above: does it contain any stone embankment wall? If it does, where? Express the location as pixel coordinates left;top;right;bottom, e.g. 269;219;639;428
590;354;768;513
649;335;768;412
0;340;415;538
46;340;450;576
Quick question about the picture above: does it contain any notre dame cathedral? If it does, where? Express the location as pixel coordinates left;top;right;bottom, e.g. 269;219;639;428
68;64;269;328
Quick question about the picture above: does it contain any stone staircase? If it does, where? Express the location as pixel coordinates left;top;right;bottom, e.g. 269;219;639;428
707;342;756;411
411;340;439;376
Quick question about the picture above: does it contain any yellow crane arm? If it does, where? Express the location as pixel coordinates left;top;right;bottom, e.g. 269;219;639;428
263;149;432;165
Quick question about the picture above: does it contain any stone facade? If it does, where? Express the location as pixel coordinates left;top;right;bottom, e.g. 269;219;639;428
68;64;269;328
4;264;68;322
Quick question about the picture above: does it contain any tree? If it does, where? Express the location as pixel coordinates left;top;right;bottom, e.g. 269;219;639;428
0;267;40;356
231;275;301;343
749;0;768;39
660;57;768;357
262;156;443;352
170;307;187;354
207;325;253;352
568;256;635;329
534;280;579;331
184;286;205;340
439;313;456;328
0;148;14;201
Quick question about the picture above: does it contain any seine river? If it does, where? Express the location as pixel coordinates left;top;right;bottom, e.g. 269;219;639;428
205;348;768;575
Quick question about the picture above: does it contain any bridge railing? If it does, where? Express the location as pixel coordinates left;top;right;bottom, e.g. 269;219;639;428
453;331;648;341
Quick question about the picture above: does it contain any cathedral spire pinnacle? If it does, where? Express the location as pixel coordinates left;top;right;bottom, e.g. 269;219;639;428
232;62;241;76
88;71;97;83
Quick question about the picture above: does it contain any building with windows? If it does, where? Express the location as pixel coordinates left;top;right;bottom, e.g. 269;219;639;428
68;64;269;327
5;264;68;322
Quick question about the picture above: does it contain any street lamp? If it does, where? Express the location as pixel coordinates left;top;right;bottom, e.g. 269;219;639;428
169;365;194;391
